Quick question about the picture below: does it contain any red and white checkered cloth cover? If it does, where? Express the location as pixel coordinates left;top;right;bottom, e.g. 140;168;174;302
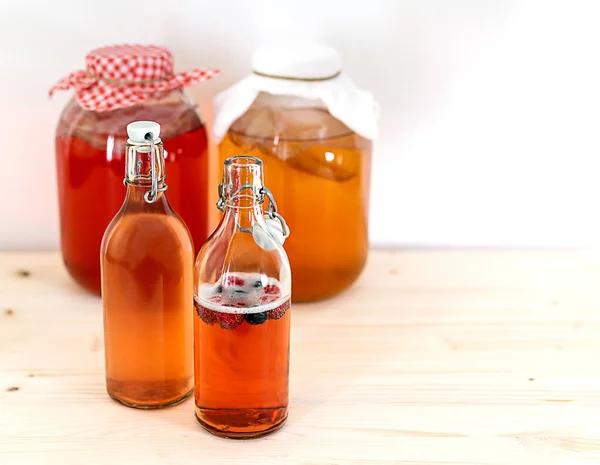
49;44;220;112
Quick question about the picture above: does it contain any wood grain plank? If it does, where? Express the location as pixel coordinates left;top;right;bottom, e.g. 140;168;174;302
2;250;600;464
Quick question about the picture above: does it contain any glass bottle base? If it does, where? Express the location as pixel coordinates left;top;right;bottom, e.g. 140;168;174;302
194;406;288;439
107;378;192;409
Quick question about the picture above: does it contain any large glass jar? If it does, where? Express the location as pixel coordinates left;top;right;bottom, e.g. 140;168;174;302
213;43;378;302
219;95;371;301
51;45;219;294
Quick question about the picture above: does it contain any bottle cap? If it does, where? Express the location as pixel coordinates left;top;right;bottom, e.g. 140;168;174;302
127;121;161;143
253;216;287;251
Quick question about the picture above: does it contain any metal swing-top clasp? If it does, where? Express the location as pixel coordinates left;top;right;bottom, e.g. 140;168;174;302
217;182;290;242
142;132;167;204
123;126;168;204
260;186;290;240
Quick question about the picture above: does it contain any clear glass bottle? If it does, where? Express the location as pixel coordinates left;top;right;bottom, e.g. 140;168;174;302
101;121;194;408
194;156;291;438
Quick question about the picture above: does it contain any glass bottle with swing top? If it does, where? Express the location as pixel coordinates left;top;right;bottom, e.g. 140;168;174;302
100;121;194;408
193;155;292;438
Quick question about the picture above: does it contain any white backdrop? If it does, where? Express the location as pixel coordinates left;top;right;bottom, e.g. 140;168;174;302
1;0;599;249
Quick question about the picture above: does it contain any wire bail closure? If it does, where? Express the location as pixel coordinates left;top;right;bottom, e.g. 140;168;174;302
261;186;290;240
123;132;168;202
143;132;167;204
217;182;290;241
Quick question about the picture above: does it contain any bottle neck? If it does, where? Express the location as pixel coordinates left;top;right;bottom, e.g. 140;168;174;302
124;183;167;201
222;199;264;231
125;138;167;204
119;185;169;218
219;156;266;229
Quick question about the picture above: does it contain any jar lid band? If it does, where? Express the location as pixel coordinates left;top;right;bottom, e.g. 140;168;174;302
86;72;175;86
252;70;341;82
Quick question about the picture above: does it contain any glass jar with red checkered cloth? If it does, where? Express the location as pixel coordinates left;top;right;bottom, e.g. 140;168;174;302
50;44;219;295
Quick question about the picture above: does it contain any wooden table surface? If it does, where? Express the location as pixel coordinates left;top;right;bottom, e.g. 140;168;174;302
2;250;600;464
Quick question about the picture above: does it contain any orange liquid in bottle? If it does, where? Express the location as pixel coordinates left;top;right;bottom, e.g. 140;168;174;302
219;113;371;302
101;188;194;408
57;123;208;295
194;274;290;438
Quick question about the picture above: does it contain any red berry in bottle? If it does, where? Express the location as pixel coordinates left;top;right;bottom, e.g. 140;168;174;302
196;304;218;326
263;284;280;295
268;300;290;320
224;275;245;287
217;312;245;330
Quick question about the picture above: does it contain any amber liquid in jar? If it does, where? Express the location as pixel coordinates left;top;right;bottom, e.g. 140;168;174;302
194;273;290;438
56;91;208;295
219;105;372;302
101;186;194;408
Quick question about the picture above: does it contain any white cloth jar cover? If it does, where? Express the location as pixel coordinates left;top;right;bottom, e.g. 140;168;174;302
212;41;380;143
